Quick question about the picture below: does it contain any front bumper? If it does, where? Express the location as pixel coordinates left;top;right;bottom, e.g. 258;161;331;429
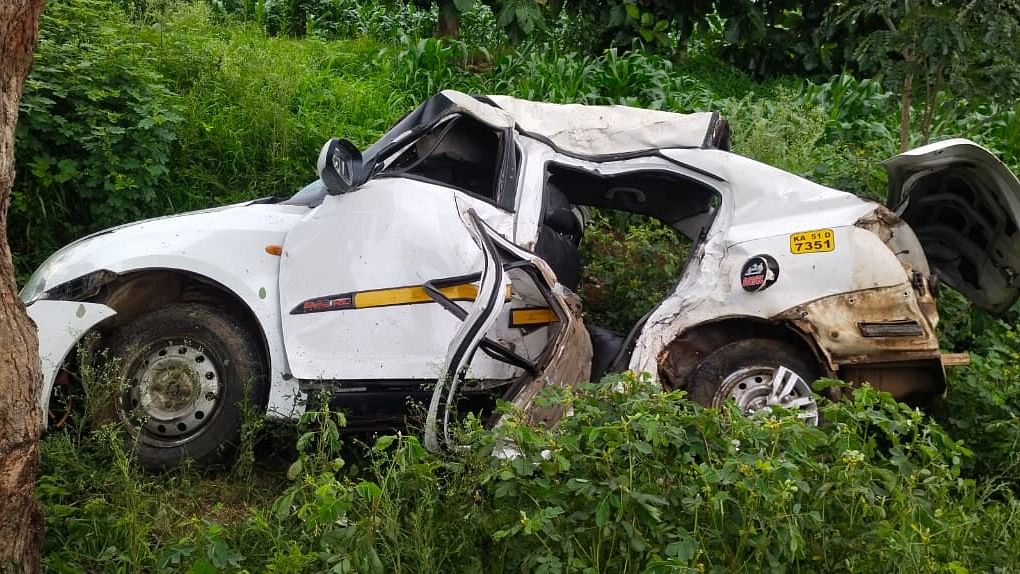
28;300;117;422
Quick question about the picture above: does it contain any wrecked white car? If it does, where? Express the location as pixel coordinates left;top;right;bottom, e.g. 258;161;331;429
22;90;1020;467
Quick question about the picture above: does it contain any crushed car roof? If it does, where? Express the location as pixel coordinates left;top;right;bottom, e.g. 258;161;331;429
364;90;730;163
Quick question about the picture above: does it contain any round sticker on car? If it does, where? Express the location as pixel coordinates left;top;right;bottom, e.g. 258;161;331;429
740;254;779;292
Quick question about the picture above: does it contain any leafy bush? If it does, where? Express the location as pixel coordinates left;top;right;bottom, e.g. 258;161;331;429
579;211;689;332
42;375;1020;572
726;88;883;198
12;0;182;274
206;0;437;40
935;314;1020;480
141;4;402;202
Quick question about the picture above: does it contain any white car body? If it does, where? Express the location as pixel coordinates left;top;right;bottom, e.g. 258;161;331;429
22;91;1020;443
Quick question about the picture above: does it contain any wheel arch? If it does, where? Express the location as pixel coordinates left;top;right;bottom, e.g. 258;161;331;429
57;268;281;414
98;268;270;357
656;315;834;391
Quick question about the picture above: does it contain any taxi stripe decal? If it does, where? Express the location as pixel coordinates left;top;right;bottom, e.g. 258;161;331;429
354;284;478;309
509;307;559;327
291;283;510;315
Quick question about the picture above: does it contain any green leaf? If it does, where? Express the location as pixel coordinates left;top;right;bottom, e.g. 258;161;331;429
273;490;296;520
595;495;611;527
665;535;699;561
373;435;396;451
624;3;639;20
355;481;382;501
286;459;304;480
187;558;217;574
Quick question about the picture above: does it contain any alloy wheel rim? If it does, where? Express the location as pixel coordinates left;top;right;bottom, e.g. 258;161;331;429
712;365;819;425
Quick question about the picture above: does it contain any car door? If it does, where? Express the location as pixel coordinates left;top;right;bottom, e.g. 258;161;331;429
278;113;574;388
884;138;1020;313
423;209;592;451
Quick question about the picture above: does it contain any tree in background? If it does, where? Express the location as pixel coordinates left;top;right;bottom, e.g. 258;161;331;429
563;0;836;76
826;0;1020;151
415;0;556;40
414;0;470;37
0;0;46;572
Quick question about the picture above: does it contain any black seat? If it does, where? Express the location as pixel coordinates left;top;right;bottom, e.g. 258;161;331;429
535;183;583;290
587;310;655;382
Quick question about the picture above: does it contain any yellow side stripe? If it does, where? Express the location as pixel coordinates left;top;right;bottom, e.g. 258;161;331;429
353;284;512;309
510;307;559;327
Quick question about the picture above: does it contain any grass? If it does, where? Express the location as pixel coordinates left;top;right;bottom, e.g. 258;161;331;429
38;375;1020;573
141;4;406;205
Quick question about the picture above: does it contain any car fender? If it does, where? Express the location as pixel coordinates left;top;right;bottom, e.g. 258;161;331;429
629;181;918;382
28;300;117;422
24;202;308;419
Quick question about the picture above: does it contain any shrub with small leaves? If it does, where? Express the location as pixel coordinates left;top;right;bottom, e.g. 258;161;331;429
12;0;182;276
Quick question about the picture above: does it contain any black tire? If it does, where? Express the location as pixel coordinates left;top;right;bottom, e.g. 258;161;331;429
103;303;267;469
687;338;821;423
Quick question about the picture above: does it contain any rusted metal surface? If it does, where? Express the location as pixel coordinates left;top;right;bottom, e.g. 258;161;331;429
840;360;946;401
942;353;971;367
508;289;592;426
101;271;182;328
775;284;940;368
656;318;836;391
657;319;764;390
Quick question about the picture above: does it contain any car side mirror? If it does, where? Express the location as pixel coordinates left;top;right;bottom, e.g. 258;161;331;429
317;138;363;195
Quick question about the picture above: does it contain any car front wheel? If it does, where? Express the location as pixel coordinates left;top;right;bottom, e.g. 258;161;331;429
686;338;821;425
103;303;267;469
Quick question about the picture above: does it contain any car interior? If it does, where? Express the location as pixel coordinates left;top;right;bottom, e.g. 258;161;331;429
539;163;719;380
382;114;505;204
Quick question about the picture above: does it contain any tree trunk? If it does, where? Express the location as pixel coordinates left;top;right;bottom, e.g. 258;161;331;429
436;0;461;37
920;64;943;146
899;71;913;152
0;1;46;573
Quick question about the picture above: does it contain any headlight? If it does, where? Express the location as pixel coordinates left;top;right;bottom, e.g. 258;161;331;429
19;270;47;305
21;269;117;305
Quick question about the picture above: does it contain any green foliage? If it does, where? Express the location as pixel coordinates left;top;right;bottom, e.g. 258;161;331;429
142;5;401;201
725;87;882;198
13;0;182;274
579;211;688;331
826;0;1020;147
936;315;1020;479
799;74;896;148
16;4;1020;572
208;0;437;40
39;375;1020;572
565;0;838;76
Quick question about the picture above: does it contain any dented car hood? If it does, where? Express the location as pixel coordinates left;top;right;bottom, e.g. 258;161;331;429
885;139;1020;314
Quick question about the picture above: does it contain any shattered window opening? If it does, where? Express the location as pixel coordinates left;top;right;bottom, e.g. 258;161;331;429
541;164;714;334
381;114;506;205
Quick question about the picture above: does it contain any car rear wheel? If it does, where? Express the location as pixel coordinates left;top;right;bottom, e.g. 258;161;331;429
686;338;820;425
103;303;267;469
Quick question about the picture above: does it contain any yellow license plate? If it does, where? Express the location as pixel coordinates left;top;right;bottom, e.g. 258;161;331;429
790;229;835;254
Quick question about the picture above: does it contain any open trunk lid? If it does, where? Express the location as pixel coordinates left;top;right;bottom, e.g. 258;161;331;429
884;138;1020;314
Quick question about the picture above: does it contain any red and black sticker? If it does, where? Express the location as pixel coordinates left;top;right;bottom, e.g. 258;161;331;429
291;292;354;314
740;254;779;292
